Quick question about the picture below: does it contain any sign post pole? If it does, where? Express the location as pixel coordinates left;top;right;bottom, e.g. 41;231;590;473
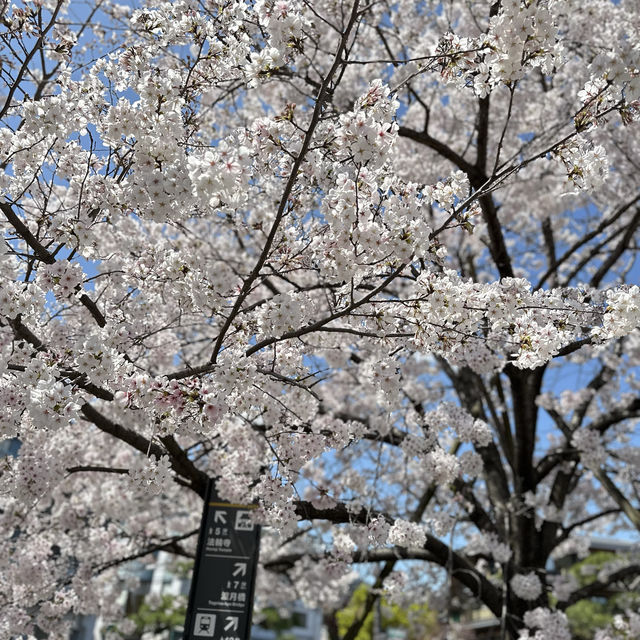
183;478;261;640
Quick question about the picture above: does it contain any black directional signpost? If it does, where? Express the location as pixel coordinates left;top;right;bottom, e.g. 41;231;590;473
183;479;261;640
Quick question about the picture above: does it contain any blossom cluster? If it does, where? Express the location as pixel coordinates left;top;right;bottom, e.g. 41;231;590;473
37;261;85;300
598;285;640;340
336;79;399;169
518;607;572;640
466;532;512;564
552;135;609;193
571;427;607;470
511;572;544;601
128;454;174;496
485;0;561;85
247;0;311;84
1;0;639;636
387;519;427;548
436;0;562;96
411;273;601;370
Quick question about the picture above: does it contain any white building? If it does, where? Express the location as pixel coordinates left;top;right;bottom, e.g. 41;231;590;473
69;551;324;640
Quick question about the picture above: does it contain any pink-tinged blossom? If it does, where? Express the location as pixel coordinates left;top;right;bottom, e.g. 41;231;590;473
1;0;640;636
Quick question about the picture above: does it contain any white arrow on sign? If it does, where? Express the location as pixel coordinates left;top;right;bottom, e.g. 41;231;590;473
224;616;239;632
232;562;247;577
214;510;227;524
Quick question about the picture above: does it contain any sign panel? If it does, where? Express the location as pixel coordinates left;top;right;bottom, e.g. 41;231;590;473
183;479;261;640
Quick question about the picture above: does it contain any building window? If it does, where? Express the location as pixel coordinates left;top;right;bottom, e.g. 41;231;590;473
291;611;308;629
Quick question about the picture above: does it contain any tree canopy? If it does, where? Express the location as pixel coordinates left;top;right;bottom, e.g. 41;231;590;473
1;0;640;638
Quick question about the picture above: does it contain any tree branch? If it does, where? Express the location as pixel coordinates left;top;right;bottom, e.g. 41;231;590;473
289;500;507;625
209;0;363;364
592;467;640;531
79;404;207;497
397;126;482;181
2;201;107;327
559;564;640;609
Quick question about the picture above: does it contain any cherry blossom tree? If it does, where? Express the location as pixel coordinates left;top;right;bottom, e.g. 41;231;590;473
1;0;640;638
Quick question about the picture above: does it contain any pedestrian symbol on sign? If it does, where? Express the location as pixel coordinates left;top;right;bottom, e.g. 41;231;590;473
234;510;253;531
193;613;215;637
